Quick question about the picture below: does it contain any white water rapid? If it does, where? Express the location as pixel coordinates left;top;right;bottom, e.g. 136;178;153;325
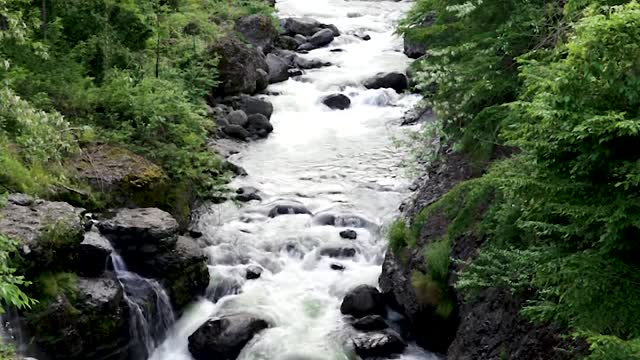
151;0;437;359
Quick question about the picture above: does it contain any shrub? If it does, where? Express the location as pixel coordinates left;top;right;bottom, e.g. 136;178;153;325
388;219;415;253
0;234;37;314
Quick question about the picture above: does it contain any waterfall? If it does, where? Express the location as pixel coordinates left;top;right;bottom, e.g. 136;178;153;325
110;254;175;358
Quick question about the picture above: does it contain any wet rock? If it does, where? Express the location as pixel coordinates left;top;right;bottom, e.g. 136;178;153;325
276;35;300;50
363;72;409;93
189;229;203;238
319;246;356;258
401;105;434;126
339;229;358;240
97;208;179;254
322;93;351;110
295;57;330;69
256;69;269;92
223;124;250;140
76;230;113;277
246;265;263;280
235;187;262;202
227;110;248;127
313;213;378;231
0;197;84;272
297;43;316;52
347;12;362;18
331;263;346;271
323;24;341;37
355;33;371;41
210;35;268;95
266;53;290;84
268;202;312;217
246;113;274;138
404;37;427;59
206;275;242;303
294;34;307;44
224;95;274;120
352;315;388;332
341;285;385;318
222;160;248;177
24;276;130;360
309;28;335;47
70;145;166;208
330;48;345;53
235;14;278;51
188;314;270;360
288;69;303;77
352;330;406;358
284;17;322;36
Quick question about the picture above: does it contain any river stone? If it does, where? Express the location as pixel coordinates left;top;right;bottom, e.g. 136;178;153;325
97;208;178;249
76;230;113;277
24;276;130;360
268;202;312;217
227;110;248;127
294;34;307;44
224;95;274;120
312;213;378;231
188;314;270;360
356;33;371;41
277;35;300;50
246;265;263;280
363;72;409;93
297;43;316;52
246;113;274;138
331;263;346;271
341;285;385;318
352;315;389;331
210;35;269;95
222;160;248;177
352;330;406;358
295;57;330;69
235;14;278;52
340;229;358;240
284;17;322;36
322;94;351;110
223;124;251;140
309;28;335;47
266;53;290;84
256;69;269;92
319;246;356;258
206;275;242;303
236;187;262;202
323;24;341;37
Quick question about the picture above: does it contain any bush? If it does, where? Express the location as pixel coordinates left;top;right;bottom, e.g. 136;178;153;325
388;219;415;253
0;234;37;314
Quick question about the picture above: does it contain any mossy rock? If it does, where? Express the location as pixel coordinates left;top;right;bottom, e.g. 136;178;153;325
70;145;169;209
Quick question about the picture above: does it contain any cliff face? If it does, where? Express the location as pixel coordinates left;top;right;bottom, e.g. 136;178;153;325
379;149;586;359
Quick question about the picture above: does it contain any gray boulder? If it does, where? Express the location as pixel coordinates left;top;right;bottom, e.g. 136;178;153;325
276;35;300;50
210;35;269;95
247;114;274;138
224;95;274;120
226;110;248;127
309;28;335;47
97;208;178;254
322;94;351;110
294;34;307;44
322;24;341;37
256;69;269;92
223;124;251;140
363;72;409;93
297;43;316;52
235;14;278;51
284;17;322;36
295;57;330;69
266;53;290;84
76;230;113;277
352;330;406;358
188;314;270;360
340;229;358;240
341;285;385;318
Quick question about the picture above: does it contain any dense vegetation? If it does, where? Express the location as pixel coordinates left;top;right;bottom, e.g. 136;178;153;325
399;0;640;358
0;0;273;345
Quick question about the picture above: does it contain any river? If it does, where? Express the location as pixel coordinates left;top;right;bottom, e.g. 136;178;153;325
150;0;436;359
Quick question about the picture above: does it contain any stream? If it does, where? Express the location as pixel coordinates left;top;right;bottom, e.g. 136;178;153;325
150;0;436;359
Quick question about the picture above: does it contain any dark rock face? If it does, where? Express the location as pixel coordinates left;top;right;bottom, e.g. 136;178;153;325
0;197;84;272
341;285;385;318
76;231;113;277
339;229;358;240
25;277;130;360
352;331;406;358
235;14;278;51
322;94;351;110
210;36;269;95
268;202;312;217
363;72;409;93
319;247;356;258
351;315;389;332
266;53;290;84
188;314;270;360
309;28;335;47
246;114;274;138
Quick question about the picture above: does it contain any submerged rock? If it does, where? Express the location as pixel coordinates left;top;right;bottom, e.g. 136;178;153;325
268;202;312;217
341;285;385;318
352;330;406;358
188;314;270;360
319;246;357;259
246;265;264;280
322;94;351;110
339;229;358;240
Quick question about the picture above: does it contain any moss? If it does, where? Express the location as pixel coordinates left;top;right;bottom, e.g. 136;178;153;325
411;270;456;320
424;238;451;283
31;272;78;309
37;222;84;272
388;219;416;254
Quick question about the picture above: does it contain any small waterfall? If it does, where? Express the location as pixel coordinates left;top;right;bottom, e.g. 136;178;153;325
110;254;175;358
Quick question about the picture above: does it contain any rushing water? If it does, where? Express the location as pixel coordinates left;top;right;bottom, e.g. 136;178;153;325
111;254;176;358
151;0;437;359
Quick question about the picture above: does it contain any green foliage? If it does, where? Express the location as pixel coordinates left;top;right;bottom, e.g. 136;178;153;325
32;272;78;306
585;336;640;360
424;238;451;283
388;219;415;253
411;270;454;319
0;234;37;314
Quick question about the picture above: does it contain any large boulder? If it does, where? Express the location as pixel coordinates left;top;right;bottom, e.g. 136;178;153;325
223;95;274;120
76;230;113;277
322;94;351;110
188;314;270;360
351;331;406;358
363;72;409;93
246;114;274;138
235;14;278;52
223;124;251;140
341;285;385;318
284;17;322;36
309;28;335;47
24;276;130;360
227;110;249;127
0;195;84;273
210;36;269;95
276;35;301;50
266;53;290;84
